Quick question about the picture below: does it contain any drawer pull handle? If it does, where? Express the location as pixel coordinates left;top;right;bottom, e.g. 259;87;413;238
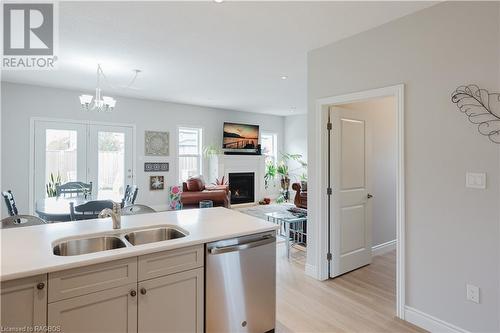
140;288;147;295
130;290;137;297
36;282;45;290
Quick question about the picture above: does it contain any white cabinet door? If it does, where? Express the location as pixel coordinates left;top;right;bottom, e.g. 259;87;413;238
138;268;204;333
330;106;373;277
48;283;137;333
1;275;47;329
88;124;134;199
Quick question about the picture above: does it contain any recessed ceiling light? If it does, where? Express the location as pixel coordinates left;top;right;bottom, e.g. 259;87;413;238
281;75;288;80
214;0;224;3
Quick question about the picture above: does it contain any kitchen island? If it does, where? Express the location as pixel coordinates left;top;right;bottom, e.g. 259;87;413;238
0;207;278;333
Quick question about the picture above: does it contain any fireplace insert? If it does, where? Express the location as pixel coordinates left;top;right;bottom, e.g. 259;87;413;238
229;172;255;204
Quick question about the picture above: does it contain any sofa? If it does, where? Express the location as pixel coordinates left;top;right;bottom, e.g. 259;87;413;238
292;182;307;209
181;176;230;208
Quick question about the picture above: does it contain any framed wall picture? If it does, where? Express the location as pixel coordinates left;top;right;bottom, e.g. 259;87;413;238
144;162;169;172
150;176;165;190
145;131;169;156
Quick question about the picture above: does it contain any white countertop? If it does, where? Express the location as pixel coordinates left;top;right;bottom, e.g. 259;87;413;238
0;207;277;281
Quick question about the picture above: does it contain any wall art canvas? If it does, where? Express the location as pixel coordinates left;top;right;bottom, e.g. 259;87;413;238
168;185;183;210
223;122;259;149
145;131;169;156
144;162;169;172
150;176;165;190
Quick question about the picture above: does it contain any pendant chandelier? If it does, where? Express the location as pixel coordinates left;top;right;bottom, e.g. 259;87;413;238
79;64;140;112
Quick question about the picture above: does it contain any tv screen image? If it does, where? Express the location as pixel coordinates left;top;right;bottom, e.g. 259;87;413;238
223;122;259;150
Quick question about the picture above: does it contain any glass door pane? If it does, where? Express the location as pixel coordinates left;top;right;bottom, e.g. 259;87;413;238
88;125;134;200
33;121;87;209
97;132;125;197
45;129;78;185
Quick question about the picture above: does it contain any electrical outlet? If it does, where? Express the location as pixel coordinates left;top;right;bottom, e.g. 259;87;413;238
466;284;480;304
466;172;486;189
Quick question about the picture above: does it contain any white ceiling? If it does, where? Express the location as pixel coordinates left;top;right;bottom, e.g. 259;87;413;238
2;1;434;116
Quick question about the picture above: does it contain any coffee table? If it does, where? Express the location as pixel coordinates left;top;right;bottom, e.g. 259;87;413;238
265;211;307;258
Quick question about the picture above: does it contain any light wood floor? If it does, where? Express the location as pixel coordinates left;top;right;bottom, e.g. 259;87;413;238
275;244;426;333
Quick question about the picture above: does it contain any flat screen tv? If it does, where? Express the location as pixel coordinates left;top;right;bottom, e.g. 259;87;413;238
223;122;259;151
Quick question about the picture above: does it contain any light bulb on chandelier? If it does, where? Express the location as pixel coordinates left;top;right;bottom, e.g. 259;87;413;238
79;65;140;112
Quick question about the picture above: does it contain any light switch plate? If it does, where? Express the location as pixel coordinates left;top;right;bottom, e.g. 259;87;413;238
466;172;486;189
466;284;480;304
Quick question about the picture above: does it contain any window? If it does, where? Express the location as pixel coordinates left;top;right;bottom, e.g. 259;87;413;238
178;127;203;182
261;132;278;165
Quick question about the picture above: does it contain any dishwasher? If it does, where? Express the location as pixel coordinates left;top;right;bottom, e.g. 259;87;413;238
206;231;276;333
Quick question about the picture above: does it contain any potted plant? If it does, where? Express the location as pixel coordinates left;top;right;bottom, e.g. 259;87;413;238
276;161;290;200
46;172;61;197
264;161;277;189
300;172;308;192
203;144;223;158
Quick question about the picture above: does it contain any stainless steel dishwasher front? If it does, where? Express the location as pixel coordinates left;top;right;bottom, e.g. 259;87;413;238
206;232;276;333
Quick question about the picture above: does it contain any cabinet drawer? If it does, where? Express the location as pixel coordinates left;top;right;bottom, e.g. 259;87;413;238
49;258;137;302
138;245;203;281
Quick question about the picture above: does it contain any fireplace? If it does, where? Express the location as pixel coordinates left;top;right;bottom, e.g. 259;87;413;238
229;172;255;204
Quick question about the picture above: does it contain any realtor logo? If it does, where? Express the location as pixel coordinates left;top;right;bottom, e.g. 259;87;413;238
2;2;58;69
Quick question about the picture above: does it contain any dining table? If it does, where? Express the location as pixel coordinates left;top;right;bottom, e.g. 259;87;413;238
35;195;122;222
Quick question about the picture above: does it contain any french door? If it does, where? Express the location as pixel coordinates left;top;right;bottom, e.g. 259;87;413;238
33;120;134;206
88;124;134;199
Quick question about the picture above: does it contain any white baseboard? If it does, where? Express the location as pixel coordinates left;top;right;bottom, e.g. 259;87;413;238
372;239;396;257
404;306;470;333
305;263;318;279
231;202;259;209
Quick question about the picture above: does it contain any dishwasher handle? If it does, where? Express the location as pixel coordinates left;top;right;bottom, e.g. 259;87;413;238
209;235;275;255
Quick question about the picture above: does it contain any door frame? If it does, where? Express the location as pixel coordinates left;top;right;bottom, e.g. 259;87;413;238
29;117;137;214
310;84;405;319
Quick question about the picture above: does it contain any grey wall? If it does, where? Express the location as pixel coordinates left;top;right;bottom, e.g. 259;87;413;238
284;114;308;200
284;114;308;178
341;97;396;248
308;2;499;331
1;82;285;214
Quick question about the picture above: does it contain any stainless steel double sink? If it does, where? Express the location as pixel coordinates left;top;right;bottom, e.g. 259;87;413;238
53;227;188;256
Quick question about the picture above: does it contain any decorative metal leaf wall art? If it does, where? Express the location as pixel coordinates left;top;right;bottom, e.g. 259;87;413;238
451;85;500;144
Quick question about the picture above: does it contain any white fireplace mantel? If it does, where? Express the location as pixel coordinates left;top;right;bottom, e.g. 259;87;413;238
208;154;266;204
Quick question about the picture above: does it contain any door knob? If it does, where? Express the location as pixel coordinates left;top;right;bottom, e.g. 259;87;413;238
140;288;147;295
367;193;373;199
36;282;45;290
130;290;137;297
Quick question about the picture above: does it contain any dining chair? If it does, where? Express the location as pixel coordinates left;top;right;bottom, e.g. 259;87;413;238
121;185;138;208
121;204;156;216
69;200;114;221
2;190;19;217
56;182;92;198
1;215;46;229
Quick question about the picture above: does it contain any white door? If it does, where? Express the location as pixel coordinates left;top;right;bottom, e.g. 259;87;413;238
329;106;373;278
34;121;88;202
33;120;135;210
88;125;134;199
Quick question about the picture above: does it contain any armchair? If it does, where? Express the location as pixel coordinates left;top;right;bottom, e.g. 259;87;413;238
292;182;307;209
